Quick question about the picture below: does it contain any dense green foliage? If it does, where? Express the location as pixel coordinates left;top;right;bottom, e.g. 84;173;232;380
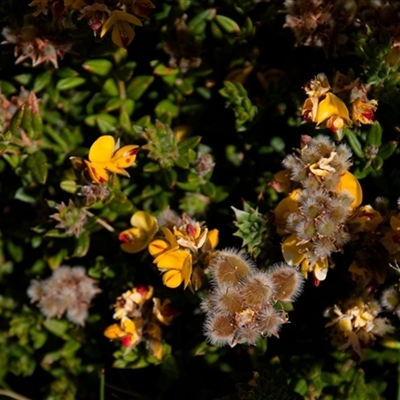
2;1;400;399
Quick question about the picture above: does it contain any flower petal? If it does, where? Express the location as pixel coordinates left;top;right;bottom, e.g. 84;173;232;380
112;21;135;48
156;250;188;271
112;145;139;168
148;239;170;258
281;234;307;266
162;269;182;288
203;229;219;251
316;93;350;125
130;211;158;234
84;160;109;183
113;10;142;26
119;227;148;253
314;258;329;281
89;135;115;163
336;171;362;210
104;323;124;339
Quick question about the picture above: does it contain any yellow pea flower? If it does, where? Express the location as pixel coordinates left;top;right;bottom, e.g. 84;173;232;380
84;135;139;183
149;228;193;288
119;211;158;253
148;227;179;261
282;234;328;281
157;250;193;289
100;10;142;48
315;93;350;127
103;317;141;347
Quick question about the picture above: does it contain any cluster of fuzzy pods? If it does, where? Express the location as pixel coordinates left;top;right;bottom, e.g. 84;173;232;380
202;250;304;347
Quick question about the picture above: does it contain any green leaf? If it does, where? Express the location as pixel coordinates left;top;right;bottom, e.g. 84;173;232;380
104;97;125;112
43;319;69;337
345;128;364;158
60;180;78;194
103;78;119;96
117;61;137;81
153;64;179;76
26;151;48;184
126;75;154;100
6;240;24;263
0;80;17;95
366;122;383;147
155;99;179;119
215;15;240;34
72;234;90;258
176;181;198;191
33;71;53;93
56;67;79;78
179;136;202;151
377;141;398;160
143;162;160;172
9;105;24;136
82;59;113;76
84;113;118;133
201;181;217;197
14;187;37;203
14;74;32;86
56;77;86;91
47;248;68;270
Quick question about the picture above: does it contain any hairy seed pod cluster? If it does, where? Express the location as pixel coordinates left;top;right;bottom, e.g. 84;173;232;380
202;249;304;347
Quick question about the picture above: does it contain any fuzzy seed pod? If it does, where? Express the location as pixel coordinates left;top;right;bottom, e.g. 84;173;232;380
268;263;304;302
204;314;235;346
210;249;254;286
234;323;260;346
241;272;274;307
212;285;244;314
257;307;288;338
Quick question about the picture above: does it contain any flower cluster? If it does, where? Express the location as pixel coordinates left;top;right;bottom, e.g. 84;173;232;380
302;73;378;136
284;0;357;51
148;213;219;289
104;285;175;360
2;25;71;69
28;266;101;325
119;210;219;290
29;0;155;48
324;296;393;359
202;249;304;347
272;135;362;282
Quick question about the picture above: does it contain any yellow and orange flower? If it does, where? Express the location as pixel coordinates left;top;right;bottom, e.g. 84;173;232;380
84;135;139;183
104;316;142;348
